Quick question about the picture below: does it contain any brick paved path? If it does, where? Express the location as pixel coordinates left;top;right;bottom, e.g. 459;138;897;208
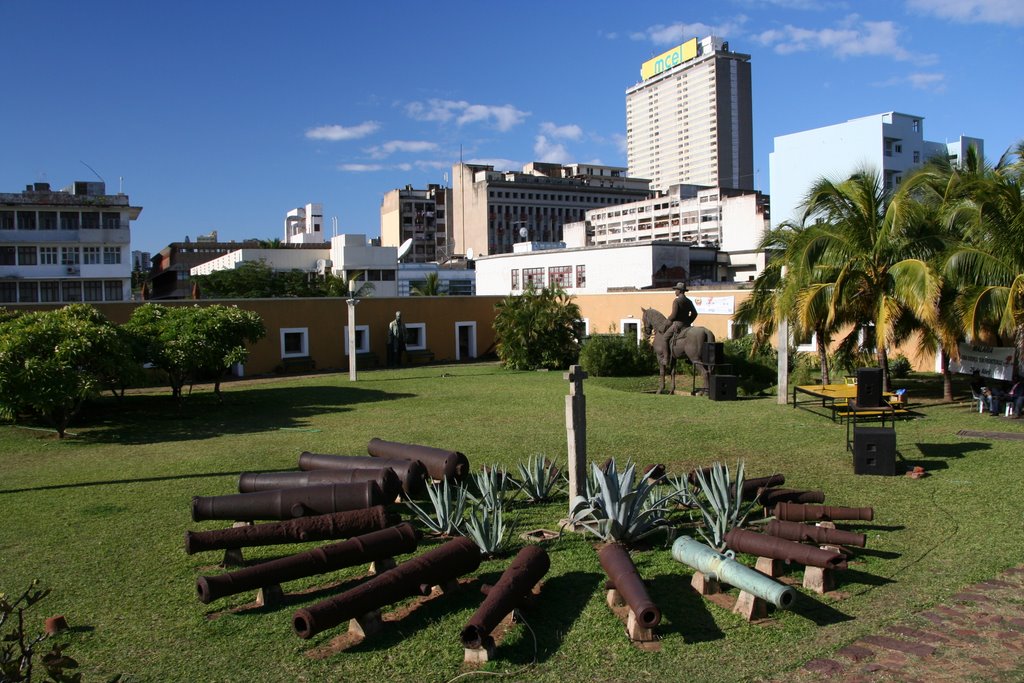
775;566;1024;682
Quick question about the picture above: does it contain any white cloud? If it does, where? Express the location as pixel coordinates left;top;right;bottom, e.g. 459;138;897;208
367;140;439;159
907;0;1024;25
752;15;936;64
337;163;385;172
611;133;627;155
873;72;947;92
540;122;583;141
305;121;380;141
406;99;529;132
632;18;747;45
533;135;574;165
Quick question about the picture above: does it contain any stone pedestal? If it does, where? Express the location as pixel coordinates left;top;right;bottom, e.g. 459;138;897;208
349;610;383;638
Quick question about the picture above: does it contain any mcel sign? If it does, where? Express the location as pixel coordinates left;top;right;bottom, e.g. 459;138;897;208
640;38;698;80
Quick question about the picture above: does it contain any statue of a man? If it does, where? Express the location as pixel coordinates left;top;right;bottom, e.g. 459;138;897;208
387;311;406;367
661;282;697;349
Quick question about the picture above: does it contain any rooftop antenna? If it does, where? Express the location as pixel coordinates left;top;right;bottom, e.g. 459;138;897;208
119;176;124;194
80;161;105;184
332;216;338;238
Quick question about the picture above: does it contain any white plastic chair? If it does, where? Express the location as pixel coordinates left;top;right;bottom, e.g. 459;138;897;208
970;387;986;413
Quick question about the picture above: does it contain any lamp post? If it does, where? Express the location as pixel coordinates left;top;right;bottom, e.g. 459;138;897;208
347;276;359;382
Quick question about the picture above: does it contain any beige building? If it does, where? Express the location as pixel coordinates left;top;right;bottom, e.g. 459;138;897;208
626;36;754;192
380;184;453;263
451;162;652;258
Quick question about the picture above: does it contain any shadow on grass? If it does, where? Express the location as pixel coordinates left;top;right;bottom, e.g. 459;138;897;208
914;441;992;459
0;468;287;495
500;571;602;665
790;592;854;626
648;573;725;643
72;384;416;445
836;567;895;590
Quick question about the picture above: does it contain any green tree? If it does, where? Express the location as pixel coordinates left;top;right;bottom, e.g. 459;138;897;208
0;305;134;437
410;272;444;296
493;284;582;370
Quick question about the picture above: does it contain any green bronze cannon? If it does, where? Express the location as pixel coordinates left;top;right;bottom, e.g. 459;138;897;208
671;536;797;609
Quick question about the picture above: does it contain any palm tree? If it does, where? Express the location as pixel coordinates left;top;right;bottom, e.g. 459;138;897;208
793;169;943;392
410;272;444;296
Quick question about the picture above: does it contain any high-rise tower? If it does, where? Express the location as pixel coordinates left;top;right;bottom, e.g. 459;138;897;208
626;36;753;193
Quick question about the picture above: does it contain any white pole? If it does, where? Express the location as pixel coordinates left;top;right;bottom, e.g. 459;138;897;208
347;278;359;381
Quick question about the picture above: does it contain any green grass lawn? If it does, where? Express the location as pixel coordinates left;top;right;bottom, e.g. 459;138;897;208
2;364;1022;682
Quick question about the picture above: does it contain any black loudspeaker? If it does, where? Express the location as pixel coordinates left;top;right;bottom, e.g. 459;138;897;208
856;367;883;408
853;427;896;476
703;342;724;366
709;375;737;401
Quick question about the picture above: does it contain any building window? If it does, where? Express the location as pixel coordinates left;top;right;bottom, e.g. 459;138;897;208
81;212;99;229
83;281;104;301
61;281;82;302
104;280;123;300
39;247;58;265
17;246;37;265
83;247;101;264
0;282;15;303
522;267;545;288
620;319;641;343
576;265;586;288
18;281;38;302
343;325;369;354
40;281;60;302
39;212;58;230
61;247;80;265
61;212;79;230
912;119;920;132
913;151;921;163
0;211;13;230
103;247;121;264
549;265;572;289
280;327;309;358
102;212;120;229
17;211;36;230
403;323;427;351
511;269;519;290
0;247;14;266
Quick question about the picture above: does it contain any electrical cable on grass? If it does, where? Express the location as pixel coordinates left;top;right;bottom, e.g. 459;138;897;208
442;610;538;683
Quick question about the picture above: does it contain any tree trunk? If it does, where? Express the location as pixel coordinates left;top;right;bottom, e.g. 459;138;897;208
815;326;831;385
877;346;890;393
941;348;953;403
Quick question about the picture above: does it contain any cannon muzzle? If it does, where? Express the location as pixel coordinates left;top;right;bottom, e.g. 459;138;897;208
598;542;661;628
298;452;426;497
191;481;382;522
196;523;419;604
460;545;549;648
292;536;481;639
367;437;469;482
671;536;796;610
724;528;847;570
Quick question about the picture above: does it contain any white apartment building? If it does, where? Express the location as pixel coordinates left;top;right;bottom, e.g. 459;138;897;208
0;181;140;303
769;112;984;227
380;184;453;263
284;203;325;244
626;36;754;193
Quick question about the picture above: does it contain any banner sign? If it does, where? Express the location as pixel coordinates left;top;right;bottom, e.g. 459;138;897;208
949;343;1016;380
691;295;735;315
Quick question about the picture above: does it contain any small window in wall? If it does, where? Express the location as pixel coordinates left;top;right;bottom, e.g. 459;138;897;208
404;323;426;351
343;325;369;354
575;318;590;341
18;281;38;302
104;280;123;301
280;327;309;358
620;319;641;344
794;329;817;353
729;320;749;339
576;265;586;288
511;269;519;290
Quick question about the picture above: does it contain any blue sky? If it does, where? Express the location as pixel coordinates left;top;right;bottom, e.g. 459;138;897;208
2;0;1022;257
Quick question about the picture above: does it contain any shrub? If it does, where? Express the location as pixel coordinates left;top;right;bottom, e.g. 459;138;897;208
723;335;778;395
493;285;581;370
890;354;912;379
579;334;657;377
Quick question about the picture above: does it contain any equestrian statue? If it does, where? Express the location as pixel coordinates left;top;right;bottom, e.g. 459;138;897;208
641;282;716;395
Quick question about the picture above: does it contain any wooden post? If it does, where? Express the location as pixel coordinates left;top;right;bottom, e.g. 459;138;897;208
777;317;789;405
564;365;588;506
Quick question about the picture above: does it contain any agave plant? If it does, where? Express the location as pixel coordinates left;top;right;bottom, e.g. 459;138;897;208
463;502;517;557
404;477;468;536
664;474;697;508
692;460;755;551
515;455;564;503
468;465;514;511
569;458;673;544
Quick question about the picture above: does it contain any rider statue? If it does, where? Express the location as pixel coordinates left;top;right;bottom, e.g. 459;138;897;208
661;282;698;350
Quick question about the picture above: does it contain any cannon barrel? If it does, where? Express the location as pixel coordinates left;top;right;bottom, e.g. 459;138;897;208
773;502;874;522
765;519;866;548
184;507;397;555
367;437;469;482
687;469;785;498
597;542;661;629
298;452;426;498
460;545;549;649
238;468;402;501
724;528;847;570
292;536;481;639
191;482;382;522
671;536;796;610
757;488;825;507
196;523;419;604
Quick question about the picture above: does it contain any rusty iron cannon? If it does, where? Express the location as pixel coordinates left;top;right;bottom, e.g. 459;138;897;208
292;536;482;639
238;468;402;501
765;519;866;548
184;507;398;555
191;481;382;522
598;542;661;630
298;451;426;498
724;527;847;571
367;437;469;482
672;536;797;610
687;469;785;498
195;523;419;604
773;502;874;522
757;488;825;507
460;545;549;650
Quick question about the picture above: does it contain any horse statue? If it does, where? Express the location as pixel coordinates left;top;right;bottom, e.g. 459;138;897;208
641;307;716;395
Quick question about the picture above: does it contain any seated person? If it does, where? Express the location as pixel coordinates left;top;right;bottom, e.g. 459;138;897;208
1007;376;1023;418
